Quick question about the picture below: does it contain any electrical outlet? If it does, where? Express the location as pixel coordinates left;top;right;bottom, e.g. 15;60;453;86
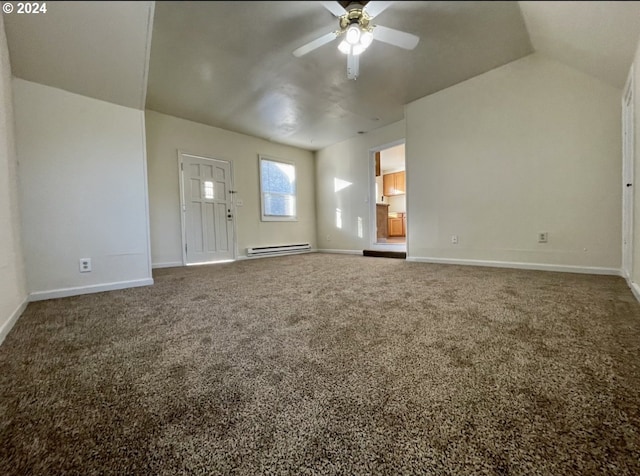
326;235;331;242
235;199;243;207
451;235;458;244
538;232;548;243
79;258;92;273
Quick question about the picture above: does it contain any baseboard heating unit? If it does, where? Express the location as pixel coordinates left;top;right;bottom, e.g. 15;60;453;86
246;243;311;257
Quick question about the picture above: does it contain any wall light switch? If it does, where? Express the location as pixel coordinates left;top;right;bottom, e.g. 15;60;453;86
236;199;243;207
538;232;548;243
451;235;458;244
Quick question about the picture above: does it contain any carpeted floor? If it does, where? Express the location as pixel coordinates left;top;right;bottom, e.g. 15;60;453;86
1;253;640;475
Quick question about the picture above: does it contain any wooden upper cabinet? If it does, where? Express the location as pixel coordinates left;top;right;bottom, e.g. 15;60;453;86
395;171;405;194
383;173;394;196
382;171;406;196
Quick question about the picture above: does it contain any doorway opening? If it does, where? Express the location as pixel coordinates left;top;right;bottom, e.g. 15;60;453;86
369;140;407;252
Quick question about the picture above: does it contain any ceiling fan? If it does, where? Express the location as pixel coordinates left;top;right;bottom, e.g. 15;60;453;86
293;1;420;80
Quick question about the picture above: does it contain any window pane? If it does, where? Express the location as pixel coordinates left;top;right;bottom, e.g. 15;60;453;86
261;160;295;195
260;157;296;220
263;193;296;216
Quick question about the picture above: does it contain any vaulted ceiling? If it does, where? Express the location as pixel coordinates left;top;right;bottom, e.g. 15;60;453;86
146;1;533;151
4;1;640;151
4;1;154;110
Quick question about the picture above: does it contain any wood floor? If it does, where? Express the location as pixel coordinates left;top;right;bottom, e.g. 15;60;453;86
385;236;406;244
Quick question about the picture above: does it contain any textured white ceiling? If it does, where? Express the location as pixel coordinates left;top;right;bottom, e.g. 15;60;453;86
3;1;640;151
519;1;640;88
146;1;532;151
4;1;154;109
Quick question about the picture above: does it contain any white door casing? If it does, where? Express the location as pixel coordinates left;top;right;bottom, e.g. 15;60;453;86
368;139;407;252
179;153;235;264
622;69;634;279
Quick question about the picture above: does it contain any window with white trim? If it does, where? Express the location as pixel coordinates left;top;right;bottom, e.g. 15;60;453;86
259;155;297;221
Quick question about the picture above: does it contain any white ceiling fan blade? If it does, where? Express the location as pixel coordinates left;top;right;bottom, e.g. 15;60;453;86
373;25;420;50
364;1;393;19
347;53;359;80
293;31;338;57
321;1;346;17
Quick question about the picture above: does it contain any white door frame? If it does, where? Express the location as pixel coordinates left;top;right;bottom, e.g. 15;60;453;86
368;139;407;252
178;150;237;265
622;67;635;280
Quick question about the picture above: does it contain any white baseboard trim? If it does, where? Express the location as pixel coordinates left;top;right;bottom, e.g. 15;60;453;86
316;249;363;255
406;256;621;276
625;278;640;303
152;261;183;269
29;278;154;302
0;297;29;346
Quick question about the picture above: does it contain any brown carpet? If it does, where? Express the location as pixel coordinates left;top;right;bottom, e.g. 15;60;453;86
1;253;640;475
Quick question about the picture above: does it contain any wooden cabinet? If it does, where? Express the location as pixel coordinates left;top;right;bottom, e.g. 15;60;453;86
376;203;389;240
387;212;406;237
383;171;405;196
388;217;403;236
395;172;405;195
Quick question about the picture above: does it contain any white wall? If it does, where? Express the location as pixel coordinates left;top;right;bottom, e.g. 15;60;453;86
387;195;406;214
14;79;152;299
145;110;316;265
0;16;27;343
406;53;621;271
315;121;405;252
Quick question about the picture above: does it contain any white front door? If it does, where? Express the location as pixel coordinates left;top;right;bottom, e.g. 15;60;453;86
180;153;234;264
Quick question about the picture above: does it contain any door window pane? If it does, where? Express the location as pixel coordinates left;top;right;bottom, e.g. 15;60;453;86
204;181;214;199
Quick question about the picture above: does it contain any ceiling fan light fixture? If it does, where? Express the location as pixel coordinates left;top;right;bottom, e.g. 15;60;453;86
340;24;373;56
345;24;361;45
338;40;351;55
352;44;366;56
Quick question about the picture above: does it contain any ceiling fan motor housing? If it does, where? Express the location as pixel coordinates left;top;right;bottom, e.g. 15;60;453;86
339;5;372;33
